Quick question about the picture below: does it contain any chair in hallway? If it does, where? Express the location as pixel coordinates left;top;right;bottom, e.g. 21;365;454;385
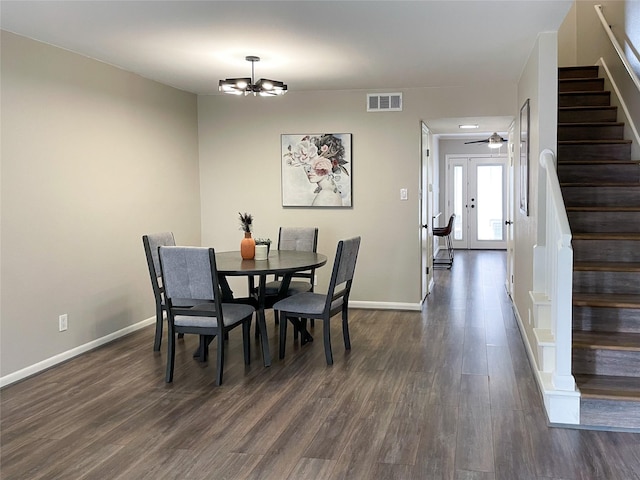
158;246;254;385
273;236;361;365
433;214;455;269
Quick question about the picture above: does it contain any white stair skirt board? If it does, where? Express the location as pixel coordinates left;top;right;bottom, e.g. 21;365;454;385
514;301;581;425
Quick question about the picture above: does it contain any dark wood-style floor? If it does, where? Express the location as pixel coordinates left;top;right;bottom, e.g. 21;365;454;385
2;251;640;480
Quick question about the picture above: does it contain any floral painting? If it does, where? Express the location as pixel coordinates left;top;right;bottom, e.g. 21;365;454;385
281;133;352;207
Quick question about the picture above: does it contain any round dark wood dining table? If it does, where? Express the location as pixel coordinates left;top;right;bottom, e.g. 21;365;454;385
214;250;327;366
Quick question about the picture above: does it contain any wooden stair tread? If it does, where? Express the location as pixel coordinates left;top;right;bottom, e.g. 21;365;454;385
559;106;616;110
573;293;640;309
575;374;640;401
559;90;609;94
561;182;640;186
573;331;640;351
559;139;632;145
567;206;640;212
558;122;625;127
558;160;639;165
572;232;640;240
574;261;640;272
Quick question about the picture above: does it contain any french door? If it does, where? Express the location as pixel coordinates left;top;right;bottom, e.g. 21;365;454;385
446;155;507;249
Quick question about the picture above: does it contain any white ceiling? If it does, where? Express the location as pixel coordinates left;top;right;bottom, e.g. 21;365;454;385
0;0;572;135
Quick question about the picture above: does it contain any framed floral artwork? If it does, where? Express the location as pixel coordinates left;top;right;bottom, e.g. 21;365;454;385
519;99;530;216
281;133;352;207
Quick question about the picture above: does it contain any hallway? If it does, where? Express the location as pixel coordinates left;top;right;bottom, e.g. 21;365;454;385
1;251;639;479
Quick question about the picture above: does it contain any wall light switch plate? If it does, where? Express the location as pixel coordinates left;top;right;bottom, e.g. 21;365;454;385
400;188;408;200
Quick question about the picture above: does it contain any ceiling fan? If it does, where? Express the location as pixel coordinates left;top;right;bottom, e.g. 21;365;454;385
464;132;507;149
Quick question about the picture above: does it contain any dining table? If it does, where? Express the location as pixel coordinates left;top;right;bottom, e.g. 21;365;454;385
215;249;328;367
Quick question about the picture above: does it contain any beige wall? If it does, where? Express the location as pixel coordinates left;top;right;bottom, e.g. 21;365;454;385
197;84;516;307
560;0;639;155
512;32;559;366
0;32;201;378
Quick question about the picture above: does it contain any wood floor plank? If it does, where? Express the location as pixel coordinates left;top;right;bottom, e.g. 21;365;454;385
455;402;494;473
462;326;488;375
2;251;640;480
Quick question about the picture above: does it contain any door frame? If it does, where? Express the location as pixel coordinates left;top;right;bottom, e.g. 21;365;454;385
505;121;516;297
445;153;508;250
420;122;434;302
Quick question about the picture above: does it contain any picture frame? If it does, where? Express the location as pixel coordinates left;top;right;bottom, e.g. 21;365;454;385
519;99;530;216
281;133;352;207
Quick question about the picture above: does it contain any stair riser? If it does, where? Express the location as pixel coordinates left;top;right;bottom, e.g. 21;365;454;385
559;66;599;79
559;92;611;107
562;186;640;207
558;108;618;123
580;399;640;429
568;211;640;233
573;349;640;377
558;124;625;141
573;239;640;263
558;163;640;183
573;306;640;333
559;78;605;92
558;142;631;161
573;270;640;294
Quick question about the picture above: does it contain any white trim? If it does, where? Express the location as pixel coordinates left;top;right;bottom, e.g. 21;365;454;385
1;300;424;387
349;301;422;311
513;298;580;425
0;317;156;388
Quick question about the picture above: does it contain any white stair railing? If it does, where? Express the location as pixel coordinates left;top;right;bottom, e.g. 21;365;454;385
539;149;576;392
595;4;640;94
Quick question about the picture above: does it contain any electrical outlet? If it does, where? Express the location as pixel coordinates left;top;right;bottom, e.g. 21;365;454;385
400;188;408;200
59;314;68;332
314;275;318;286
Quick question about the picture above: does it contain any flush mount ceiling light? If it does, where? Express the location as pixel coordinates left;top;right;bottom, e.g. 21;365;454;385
218;56;287;96
459;124;479;129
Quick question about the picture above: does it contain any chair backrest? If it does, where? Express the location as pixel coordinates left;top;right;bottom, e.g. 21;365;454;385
325;236;361;309
142;232;176;298
158;246;220;305
277;227;319;284
443;214;455;235
278;227;318;252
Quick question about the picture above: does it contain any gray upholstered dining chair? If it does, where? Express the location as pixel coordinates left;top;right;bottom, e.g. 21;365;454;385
142;232;177;351
264;227;319;295
273;236;361;365
158;246;254;385
250;227;319;336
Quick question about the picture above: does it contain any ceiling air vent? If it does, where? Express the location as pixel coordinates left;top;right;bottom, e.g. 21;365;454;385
367;93;402;112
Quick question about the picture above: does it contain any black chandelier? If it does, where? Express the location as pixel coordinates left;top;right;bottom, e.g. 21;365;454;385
218;56;287;96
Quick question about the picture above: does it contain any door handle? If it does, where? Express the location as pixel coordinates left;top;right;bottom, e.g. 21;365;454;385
422;224;428;229
505;220;513;225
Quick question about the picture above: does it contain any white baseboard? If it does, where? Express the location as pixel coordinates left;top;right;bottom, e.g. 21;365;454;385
349;300;422;311
0;317;156;388
1;301;423;388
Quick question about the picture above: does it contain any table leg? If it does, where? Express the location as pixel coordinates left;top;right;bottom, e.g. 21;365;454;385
257;274;271;367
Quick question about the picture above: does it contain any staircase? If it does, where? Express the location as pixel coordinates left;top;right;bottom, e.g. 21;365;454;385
558;65;640;430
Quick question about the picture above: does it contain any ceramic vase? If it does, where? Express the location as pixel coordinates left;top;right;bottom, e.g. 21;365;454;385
240;232;255;259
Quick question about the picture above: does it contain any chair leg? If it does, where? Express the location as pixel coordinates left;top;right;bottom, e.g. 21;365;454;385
342;308;351;350
165;330;175;383
216;331;224;386
279;312;288;359
242;321;251;365
154;303;163;351
323;319;333;365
